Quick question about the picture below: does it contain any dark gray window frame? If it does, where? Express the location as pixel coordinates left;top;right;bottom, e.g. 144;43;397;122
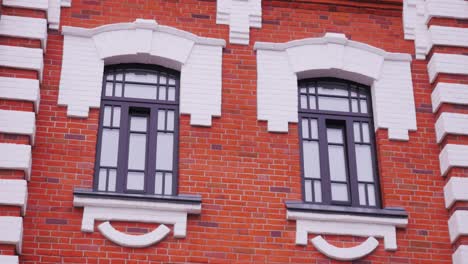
298;78;382;208
93;64;180;196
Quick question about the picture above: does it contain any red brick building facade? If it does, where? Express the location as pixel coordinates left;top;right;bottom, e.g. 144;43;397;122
0;0;467;263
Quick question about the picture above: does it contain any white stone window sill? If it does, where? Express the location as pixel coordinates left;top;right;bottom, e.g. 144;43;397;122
286;202;408;261
73;189;201;248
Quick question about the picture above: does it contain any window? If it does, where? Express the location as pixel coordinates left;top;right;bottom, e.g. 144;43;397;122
298;78;381;208
94;64;179;196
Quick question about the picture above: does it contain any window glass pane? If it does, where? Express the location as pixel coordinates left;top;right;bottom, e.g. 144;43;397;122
168;77;176;85
314;181;322;202
108;169;116;192
328;145;347;181
318;96;349;112
301;119;309;139
351;90;357;97
164;173;173;195
158;87;167;100
127;171;144;190
130;116;147;132
355;145;374;182
302;141;320;179
300;87;307;94
317;82;348;96
113;107;121;128
304;180;312;202
98;169;107;191
155;172;163;195
167;111;175;131
309;96;316;110
360;100;368;113
158;110;166;130
156;133;174;170
100;128;119;167
331;183;349;202
105;83;113;96
327;127;343;144
353;122;361;142
367;185;376;206
128;133;147;170
362;123;370;143
168;87;176;101
106;73;114;81
116;73;123;81
125;72;158;83
358;183;366;206
124;83;157;100
115;83;123;97
351;99;358;113
300;95;308;109
103;106;111;126
159;75;167;84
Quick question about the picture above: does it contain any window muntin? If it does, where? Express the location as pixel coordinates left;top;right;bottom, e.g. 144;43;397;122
299;79;380;208
94;65;179;196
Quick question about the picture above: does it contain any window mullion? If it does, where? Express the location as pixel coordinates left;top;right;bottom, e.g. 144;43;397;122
318;117;332;204
146;106;158;195
345;119;360;207
116;103;130;193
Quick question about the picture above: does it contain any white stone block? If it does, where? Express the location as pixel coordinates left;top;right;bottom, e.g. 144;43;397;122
444;177;468;209
448;210;468;243
0;256;18;264
0;77;40;113
0;180;27;216
0;15;48;49
2;0;69;30
0;110;36;145
453;245;468;264
0;217;23;254
428;53;468;83
2;0;48;10
0;143;32;180
430;26;468;50
432;83;468;112
439;144;468;176
0;45;43;81
435;113;468;143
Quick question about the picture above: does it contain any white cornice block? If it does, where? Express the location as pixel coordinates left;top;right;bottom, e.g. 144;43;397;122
435;113;468;143
0;256;19;264
0;143;32;180
439;144;468;176
0;110;36;145
0;217;23;254
216;0;262;45
428;54;468;83
0;15;48;50
0;45;43;82
444;177;468;209
0;180;28;216
255;33;416;140
59;19;225;126
448;210;468;243
453;245;468;264
432;83;468;112
0;77;40;113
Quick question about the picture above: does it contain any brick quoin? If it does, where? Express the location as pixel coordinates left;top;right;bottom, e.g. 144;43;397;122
0;0;466;263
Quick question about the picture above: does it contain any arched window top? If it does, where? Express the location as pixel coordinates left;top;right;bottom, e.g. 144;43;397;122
298;78;371;116
103;64;180;104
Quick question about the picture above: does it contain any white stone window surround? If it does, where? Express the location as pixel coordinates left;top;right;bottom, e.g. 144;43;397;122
254;33;417;141
286;203;408;261
58;19;225;127
73;191;201;248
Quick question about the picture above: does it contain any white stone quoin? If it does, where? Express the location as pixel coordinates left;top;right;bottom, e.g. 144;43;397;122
453;245;468;264
431;83;468;113
439;144;468;176
0;110;36;145
0;255;19;264
0;45;44;81
58;19;225;127
444;177;468;209
0;217;23;254
216;0;262;45
0;143;32;180
255;33;417;141
448;210;468;244
435;113;468;144
2;0;71;29
0;15;48;49
0;180;28;216
427;53;468;83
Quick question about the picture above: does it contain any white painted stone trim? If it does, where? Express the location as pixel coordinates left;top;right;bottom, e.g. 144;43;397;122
0;256;19;264
0;180;28;216
0;45;44;82
287;210;407;251
444;177;468;209
98;221;171;248
0;110;36;145
0;77;40;113
453;245;468;264
216;0;261;45
448;210;468;243
59;19;225;126
0;15;48;50
255;33;417;141
0;217;23;254
73;195;201;246
439;144;468;176
0;143;32;180
431;83;468;113
2;0;72;30
435;113;468;143
427;53;468;83
430;26;468;50
311;236;378;261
